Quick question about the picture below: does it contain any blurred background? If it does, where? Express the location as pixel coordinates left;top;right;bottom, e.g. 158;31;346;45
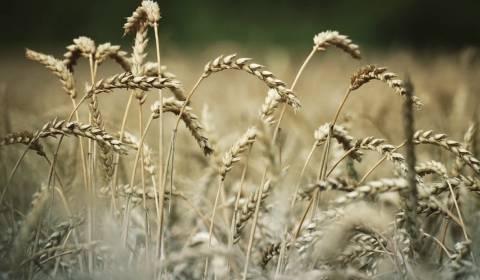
2;0;480;52
0;0;479;141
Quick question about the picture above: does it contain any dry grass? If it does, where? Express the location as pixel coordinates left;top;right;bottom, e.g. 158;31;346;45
1;1;480;279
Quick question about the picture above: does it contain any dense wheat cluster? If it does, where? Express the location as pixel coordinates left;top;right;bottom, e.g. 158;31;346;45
1;1;480;279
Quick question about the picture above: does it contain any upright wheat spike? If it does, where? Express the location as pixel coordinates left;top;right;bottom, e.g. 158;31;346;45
454;122;477;174
219;127;257;180
204;127;257;277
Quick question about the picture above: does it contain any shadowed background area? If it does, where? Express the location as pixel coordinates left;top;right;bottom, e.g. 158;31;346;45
2;0;480;51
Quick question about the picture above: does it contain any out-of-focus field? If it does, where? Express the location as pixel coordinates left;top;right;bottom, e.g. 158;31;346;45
1;31;480;278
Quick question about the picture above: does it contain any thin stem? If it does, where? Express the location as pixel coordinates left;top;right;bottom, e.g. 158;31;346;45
153;23;165;262
272;47;317;142
138;102;150;261
111;92;135;212
358;142;406;185
203;177;225;279
291;142;317;209
243;169;268;280
122;115;153;244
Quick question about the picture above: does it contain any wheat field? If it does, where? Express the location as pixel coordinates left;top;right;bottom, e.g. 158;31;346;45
1;1;480;279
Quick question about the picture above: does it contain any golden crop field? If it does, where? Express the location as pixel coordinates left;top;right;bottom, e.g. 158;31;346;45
1;1;479;279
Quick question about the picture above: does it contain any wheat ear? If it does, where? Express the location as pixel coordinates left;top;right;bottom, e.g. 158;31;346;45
25;49;76;98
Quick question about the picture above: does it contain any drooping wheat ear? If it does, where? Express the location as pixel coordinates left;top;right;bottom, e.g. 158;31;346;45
336;232;386;276
123;0;160;35
297;177;353;201
413;130;480;175
38;221;75;263
137;62;187;101
63;36;96;71
454;122;477;174
416;160;448;178
202;54;301;109
141;0;161;25
219;127;257;180
314;123;363;161
151;98;213;155
101;184;179;201
458;175;480;194
95;43;131;71
355;137;408;176
349;65;422;108
0;131;45;156
37;119;126;153
335;178;408;205
260;88;283;125
261;242;284;268
313;30;361;59
233;180;271;243
87;72;181;96
25;49;76;98
420;178;461;197
123;6;147;35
